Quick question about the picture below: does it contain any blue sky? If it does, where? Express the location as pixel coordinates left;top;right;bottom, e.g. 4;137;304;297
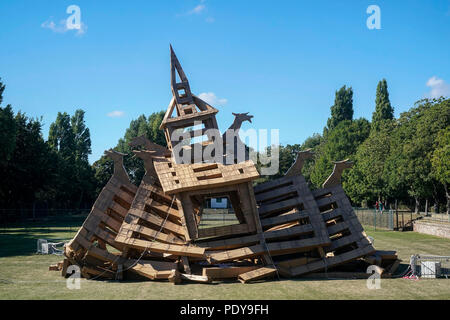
1;0;449;163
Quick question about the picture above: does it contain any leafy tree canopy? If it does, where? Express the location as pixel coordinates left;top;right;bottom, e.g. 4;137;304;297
325;85;354;134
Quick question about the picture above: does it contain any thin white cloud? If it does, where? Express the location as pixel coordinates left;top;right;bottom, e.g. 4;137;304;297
426;76;450;98
41;19;87;36
178;1;213;20
198;92;227;106
107;111;125;118
188;4;206;15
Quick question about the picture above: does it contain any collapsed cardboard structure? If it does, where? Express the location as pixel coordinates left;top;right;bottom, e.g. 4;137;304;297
57;47;400;284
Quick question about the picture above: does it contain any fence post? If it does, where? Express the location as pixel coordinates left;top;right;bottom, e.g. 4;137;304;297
395;200;398;230
390;210;394;230
410;211;413;229
374;209;376;231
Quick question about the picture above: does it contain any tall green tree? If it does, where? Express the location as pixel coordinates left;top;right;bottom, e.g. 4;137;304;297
0;80;17;165
71;109;91;163
325;85;354;134
0;78;5;105
48;112;76;162
372;79;394;130
0;105;17;165
47;110;96;208
71;110;95;208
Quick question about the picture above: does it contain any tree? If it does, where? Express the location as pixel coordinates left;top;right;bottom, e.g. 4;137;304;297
299;133;323;185
71;109;95;208
0;79;17;165
1;111;57;211
47;110;96;208
345;120;395;206
93;111;168;188
372;79;394;131
0;105;17;165
276;144;302;179
148;111;166;146
0;78;5;105
48;112;77;207
431;124;450;214
383;98;450;212
325;85;354;134
0;78;99;214
71;109;91;163
48;112;76;162
0;80;56;214
311;118;370;188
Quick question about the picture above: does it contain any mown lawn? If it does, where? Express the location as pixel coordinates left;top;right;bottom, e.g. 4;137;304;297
0;221;449;300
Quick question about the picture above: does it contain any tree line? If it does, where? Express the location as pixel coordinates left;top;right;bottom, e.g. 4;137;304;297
0;78;166;216
259;81;449;214
0;80;97;213
0;77;448;217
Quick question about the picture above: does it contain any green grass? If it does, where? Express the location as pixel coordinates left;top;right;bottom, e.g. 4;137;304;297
0;222;449;300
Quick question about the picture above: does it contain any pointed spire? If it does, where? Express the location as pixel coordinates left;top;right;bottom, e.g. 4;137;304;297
170;45;194;108
170;45;188;83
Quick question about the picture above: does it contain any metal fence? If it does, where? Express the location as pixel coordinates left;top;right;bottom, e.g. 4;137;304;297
1;207;447;233
198;209;238;229
351;208;443;231
410;255;450;279
353;208;395;230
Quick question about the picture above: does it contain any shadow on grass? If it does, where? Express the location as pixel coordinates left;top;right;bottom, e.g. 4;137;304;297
243;263;412;283
0;229;74;258
0;217;84;257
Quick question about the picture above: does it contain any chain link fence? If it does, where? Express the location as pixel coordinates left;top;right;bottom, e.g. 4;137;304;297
410;255;450;279
353;208;395;230
1;207;447;233
353;208;450;231
198;208;238;229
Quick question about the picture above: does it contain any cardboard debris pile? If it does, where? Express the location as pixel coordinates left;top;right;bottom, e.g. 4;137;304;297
53;47;400;284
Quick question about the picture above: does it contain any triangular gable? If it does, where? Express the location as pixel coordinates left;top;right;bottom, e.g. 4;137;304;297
160;95;219;130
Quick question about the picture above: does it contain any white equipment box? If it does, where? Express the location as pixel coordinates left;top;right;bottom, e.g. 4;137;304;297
420;261;441;278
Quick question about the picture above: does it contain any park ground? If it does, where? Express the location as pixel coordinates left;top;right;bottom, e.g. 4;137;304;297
0;218;449;300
